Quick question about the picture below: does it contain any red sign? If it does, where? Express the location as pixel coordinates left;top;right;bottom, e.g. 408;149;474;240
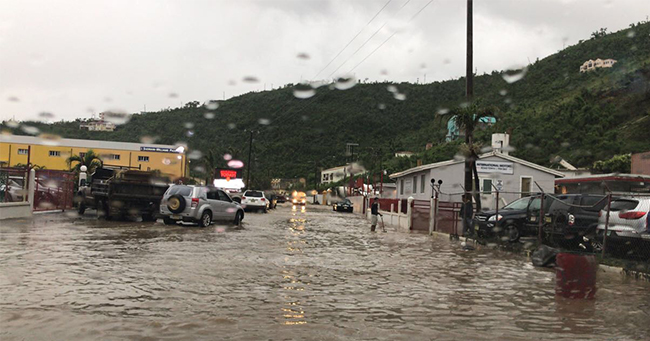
220;170;238;178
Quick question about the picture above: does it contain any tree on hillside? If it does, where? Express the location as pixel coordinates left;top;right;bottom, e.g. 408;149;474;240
591;154;631;174
66;150;102;173
201;150;218;185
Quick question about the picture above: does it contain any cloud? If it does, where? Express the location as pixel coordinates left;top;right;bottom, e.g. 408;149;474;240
0;0;647;121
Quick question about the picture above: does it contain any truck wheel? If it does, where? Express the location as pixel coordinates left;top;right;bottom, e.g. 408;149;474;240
163;217;176;225
233;211;244;225
198;211;212;227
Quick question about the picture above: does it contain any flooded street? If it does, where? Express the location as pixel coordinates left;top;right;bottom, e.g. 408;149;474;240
1;205;649;340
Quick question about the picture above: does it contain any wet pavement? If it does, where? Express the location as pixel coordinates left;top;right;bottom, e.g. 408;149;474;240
1;204;650;340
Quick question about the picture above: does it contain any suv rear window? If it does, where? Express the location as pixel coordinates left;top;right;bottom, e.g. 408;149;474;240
245;191;263;197
168;186;192;197
610;199;639;211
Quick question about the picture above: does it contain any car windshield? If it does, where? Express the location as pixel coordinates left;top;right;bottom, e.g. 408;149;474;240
2;1;649;339
167;186;192;197
245;191;263;197
502;197;531;210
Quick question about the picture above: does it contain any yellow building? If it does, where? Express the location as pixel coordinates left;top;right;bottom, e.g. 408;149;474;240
0;135;187;179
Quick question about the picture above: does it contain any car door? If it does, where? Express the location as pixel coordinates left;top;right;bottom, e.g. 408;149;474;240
524;196;543;237
206;188;223;219
218;190;237;220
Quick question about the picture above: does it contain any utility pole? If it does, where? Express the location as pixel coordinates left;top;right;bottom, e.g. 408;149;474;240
245;130;254;189
464;0;474;204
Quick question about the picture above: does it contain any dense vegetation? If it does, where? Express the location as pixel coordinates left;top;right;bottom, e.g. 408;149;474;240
3;21;650;188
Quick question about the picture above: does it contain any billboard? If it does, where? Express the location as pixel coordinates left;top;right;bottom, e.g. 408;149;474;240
214;168;243;181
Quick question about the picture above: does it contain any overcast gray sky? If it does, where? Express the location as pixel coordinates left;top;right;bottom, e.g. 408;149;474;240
0;0;648;122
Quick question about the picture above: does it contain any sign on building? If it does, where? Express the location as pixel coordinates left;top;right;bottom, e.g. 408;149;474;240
214;168;243;181
476;161;514;174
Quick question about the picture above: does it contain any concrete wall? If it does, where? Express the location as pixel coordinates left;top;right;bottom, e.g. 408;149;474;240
632;151;650;175
0;202;32;220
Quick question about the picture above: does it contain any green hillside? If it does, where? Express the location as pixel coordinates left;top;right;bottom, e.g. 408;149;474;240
3;21;650;187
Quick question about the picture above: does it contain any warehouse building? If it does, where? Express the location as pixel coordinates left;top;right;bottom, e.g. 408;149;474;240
0;135;187;179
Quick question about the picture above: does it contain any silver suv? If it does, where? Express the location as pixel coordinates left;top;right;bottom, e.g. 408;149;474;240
160;185;244;227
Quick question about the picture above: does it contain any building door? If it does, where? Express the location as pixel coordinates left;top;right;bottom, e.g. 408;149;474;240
480;178;494;210
520;177;532;198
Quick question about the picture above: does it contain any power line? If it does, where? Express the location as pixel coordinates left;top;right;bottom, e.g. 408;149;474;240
327;0;414;78
311;0;393;80
349;0;436;74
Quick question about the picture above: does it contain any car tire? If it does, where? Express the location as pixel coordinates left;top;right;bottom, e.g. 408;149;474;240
163;217;176;225
167;194;186;214
198;210;212;227
233;210;244;225
504;224;520;242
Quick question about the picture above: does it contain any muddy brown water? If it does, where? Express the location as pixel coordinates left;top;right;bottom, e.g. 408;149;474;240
1;205;649;340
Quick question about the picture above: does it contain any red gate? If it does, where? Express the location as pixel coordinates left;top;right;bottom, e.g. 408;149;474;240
411;199;431;231
33;169;75;211
434;201;462;235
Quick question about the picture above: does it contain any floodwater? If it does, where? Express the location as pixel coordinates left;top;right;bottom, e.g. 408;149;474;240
1;205;649;341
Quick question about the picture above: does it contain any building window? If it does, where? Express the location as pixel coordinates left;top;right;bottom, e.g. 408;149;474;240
49;150;61;157
400;179;404;195
412;176;417;194
483;179;493;194
110;154;121;160
420;174;425;193
138;156;149;162
79;152;86;158
17;149;28;155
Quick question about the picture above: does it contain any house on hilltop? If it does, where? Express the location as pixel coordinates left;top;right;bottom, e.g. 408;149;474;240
580;58;617;73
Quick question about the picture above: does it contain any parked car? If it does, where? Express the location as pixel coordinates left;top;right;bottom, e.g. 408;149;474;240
0;177;25;202
160;185;244;226
241;190;269;212
276;194;287;203
333;198;354;213
596;197;650;254
542;194;607;248
474;195;550;242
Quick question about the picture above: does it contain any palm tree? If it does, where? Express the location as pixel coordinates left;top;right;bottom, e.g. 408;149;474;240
201;150;218;185
441;102;497;211
67;150;103;174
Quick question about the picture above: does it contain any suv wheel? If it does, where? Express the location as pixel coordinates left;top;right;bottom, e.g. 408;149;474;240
504;224;520;242
199;211;212;227
233;210;244;225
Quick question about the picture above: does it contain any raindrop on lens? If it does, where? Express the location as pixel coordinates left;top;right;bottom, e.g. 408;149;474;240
21;125;40;135
293;85;316;99
188;150;203;159
258;118;271;125
242;76;259;83
103;111;131;125
334;75;356;90
204;112;215;119
162;158;171;165
38;133;61;146
227;123;236;130
169;93;179;98
186;130;194;137
205;100;219;110
437;108;449;115
6;121;19;128
184;122;194;129
228;160;244;169
140;136;157;144
378;103;386;110
7;96;19;102
387;85;398;93
502;67;528;84
296;53;310;60
38;112;54;120
223;154;232;161
499;89;507;96
393;93;406;101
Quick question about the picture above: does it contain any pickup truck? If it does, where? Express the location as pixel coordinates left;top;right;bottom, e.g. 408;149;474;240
77;168;169;221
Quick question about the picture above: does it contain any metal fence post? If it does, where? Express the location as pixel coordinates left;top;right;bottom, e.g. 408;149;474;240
28;169;36;211
602;193;612;257
534;181;545;245
407;196;414;230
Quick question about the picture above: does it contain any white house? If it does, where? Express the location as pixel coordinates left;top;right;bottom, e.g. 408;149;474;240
580;58;617;73
390;151;565;210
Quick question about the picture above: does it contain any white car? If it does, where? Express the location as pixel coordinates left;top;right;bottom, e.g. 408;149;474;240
241;190;269;212
597;197;650;249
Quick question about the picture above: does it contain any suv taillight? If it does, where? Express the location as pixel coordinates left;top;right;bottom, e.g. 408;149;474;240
619;211;646;220
261;198;265;201
242;196;246;200
191;197;199;208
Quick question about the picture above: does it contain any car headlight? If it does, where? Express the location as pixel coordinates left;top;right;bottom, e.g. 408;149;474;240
292;199;297;203
301;199;306;203
488;214;503;222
